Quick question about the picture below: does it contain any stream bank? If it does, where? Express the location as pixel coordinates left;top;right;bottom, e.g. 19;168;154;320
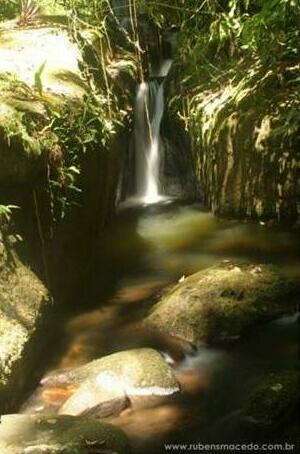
0;19;136;412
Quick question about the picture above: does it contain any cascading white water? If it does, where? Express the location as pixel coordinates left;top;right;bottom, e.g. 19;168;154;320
133;60;172;205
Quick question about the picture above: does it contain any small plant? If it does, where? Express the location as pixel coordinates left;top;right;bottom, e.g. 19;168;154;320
18;0;40;25
34;61;47;96
0;204;19;223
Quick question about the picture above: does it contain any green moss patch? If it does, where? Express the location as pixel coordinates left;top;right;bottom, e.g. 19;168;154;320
146;261;299;345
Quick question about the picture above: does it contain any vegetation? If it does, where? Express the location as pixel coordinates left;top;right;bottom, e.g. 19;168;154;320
0;204;19;224
162;0;300;128
0;2;299;449
162;0;300;221
0;0;299;223
0;1;137;225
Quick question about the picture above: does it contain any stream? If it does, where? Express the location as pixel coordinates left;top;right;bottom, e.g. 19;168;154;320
20;202;300;453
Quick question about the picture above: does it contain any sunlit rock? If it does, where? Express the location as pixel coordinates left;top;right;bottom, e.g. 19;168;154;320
0;414;131;454
49;348;180;417
59;375;129;418
0;26;85;97
145;261;300;345
0;24;86;183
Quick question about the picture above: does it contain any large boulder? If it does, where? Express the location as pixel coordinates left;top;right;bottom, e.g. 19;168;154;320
0;26;85;97
0;414;131;454
0;231;51;412
145;261;299;345
41;348;180;417
0;24;86;184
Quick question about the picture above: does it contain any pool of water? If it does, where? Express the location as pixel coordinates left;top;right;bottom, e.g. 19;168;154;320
20;202;300;452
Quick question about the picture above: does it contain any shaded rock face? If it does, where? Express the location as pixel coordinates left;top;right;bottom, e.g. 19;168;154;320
0;414;131;454
42;348;180;417
160;113;200;201
0;231;51;413
160;137;198;200
145;262;299;345
244;370;300;428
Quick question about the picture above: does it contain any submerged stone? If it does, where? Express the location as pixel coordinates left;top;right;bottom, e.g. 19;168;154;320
0;414;131;454
145;261;299;345
55;348;180;417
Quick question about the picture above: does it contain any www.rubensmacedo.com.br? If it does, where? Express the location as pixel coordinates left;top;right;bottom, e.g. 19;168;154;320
164;442;296;452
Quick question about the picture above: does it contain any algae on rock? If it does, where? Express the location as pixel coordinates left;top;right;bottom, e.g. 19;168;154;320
146;261;299;345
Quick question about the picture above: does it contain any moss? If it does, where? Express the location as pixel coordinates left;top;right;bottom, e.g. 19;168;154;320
245;371;300;427
168;58;300;224
0;414;131;454
146;261;299;345
46;348;180;395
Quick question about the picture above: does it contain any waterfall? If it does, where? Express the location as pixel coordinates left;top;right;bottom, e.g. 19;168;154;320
133;60;172;205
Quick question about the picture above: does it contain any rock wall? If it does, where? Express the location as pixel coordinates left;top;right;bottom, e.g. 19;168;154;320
0;231;51;413
0;21;136;410
168;61;300;224
0;22;136;302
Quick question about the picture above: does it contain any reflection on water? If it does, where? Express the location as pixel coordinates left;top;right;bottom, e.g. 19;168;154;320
20;203;300;452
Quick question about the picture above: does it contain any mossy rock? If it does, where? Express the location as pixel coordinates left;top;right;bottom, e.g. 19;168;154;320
168;59;299;224
245;371;300;427
145;261;299;345
0;25;85;184
0;231;51;412
0;414;131;454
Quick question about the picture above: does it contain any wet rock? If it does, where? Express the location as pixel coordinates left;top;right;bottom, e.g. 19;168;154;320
59;377;129;418
145;261;299;345
244;370;300;428
0;231;51;412
0;414;131;454
55;348;180;417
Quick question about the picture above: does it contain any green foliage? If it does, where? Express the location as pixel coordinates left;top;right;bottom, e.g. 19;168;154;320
0;0;137;223
3;111;41;156
0;1;19;21
0;205;19;223
0;0;65;21
34;61;47;96
165;0;300;147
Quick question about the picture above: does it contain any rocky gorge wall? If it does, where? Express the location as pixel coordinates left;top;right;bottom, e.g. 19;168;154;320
0;20;136;411
167;60;300;224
